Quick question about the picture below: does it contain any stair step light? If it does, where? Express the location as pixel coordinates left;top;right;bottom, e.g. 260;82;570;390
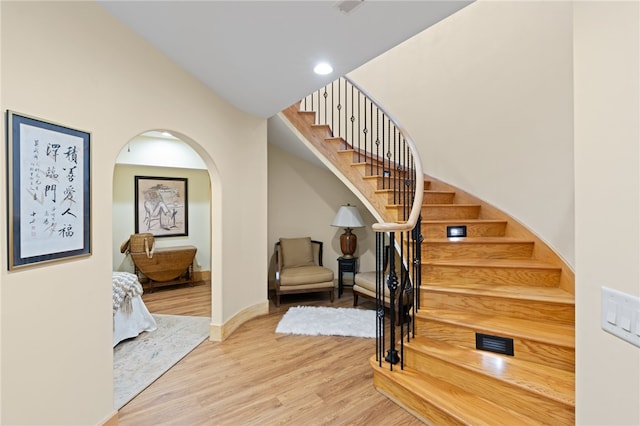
446;225;467;238
476;333;514;356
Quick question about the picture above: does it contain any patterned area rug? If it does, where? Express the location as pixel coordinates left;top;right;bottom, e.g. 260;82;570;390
113;314;210;410
275;306;376;338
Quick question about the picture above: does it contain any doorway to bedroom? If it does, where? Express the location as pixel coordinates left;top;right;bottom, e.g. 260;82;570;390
112;131;213;328
111;131;213;408
112;131;212;285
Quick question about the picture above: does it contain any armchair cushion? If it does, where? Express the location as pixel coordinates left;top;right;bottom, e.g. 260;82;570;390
280;266;334;287
354;271;391;301
354;271;411;303
279;237;315;268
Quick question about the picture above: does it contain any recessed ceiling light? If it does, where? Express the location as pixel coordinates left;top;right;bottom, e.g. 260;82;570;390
335;0;365;15
313;62;333;75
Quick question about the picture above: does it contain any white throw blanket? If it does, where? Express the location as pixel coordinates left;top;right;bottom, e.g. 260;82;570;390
113;272;143;316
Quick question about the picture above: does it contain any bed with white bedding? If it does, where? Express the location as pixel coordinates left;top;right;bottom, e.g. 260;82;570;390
113;271;157;347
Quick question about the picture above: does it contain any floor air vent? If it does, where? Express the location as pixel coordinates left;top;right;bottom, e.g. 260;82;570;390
476;333;514;356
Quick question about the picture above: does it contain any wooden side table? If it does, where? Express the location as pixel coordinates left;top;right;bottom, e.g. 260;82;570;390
337;256;358;298
131;245;197;292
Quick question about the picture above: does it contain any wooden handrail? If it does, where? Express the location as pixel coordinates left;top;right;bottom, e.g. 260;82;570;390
343;76;424;233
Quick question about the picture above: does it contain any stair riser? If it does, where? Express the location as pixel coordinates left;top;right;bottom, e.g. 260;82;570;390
348;159;413;177
343;149;406;170
403;349;575;425
415;318;575;372
368;168;412;179
420;290;575;324
309;123;333;138
423;242;534;260
298;110;316;125
421;205;480;220
423;264;561;286
424;192;455;204
379;191;454;205
422;222;507;239
348;150;378;165
381;192;418;206
372;370;467;426
365;176;417;191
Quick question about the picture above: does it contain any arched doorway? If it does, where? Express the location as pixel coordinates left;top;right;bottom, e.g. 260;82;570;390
111;129;220;324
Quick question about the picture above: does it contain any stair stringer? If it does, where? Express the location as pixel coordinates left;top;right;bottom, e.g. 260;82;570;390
276;108;395;226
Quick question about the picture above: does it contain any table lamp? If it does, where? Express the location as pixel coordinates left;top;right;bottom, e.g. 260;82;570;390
331;204;365;258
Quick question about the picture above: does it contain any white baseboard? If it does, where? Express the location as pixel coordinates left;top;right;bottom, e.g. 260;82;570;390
100;410;119;425
209;300;269;341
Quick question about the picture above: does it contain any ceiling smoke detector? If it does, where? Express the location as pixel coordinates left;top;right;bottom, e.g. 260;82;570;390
335;0;365;15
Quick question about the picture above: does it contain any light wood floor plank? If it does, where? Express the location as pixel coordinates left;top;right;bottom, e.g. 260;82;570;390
118;282;422;425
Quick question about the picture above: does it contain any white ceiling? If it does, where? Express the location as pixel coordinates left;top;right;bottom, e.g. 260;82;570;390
98;1;472;118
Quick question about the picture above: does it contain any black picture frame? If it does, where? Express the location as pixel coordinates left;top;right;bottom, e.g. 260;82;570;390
134;176;188;237
6;110;91;270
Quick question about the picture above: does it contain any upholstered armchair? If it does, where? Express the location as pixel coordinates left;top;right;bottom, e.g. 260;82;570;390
353;246;412;324
274;237;335;307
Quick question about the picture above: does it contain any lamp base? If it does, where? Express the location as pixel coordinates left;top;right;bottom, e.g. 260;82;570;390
340;228;357;258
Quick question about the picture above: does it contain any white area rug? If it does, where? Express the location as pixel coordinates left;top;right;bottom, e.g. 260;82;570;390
275;306;376;338
113;314;210;410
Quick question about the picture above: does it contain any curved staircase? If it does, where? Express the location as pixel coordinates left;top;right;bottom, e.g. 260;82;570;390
280;86;575;425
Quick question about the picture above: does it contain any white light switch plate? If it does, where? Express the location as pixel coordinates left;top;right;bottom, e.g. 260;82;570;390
601;287;640;348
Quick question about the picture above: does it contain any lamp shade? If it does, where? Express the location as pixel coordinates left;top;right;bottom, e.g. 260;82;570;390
331;205;365;258
331;205;365;229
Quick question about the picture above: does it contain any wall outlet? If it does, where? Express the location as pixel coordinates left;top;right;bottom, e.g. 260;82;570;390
601;286;640;348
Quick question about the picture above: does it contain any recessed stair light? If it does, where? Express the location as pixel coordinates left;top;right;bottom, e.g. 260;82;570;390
314;62;333;75
446;225;467;238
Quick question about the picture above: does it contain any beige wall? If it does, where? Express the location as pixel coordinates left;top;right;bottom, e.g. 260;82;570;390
574;2;640;424
349;0;575;268
112;164;212;272
267;143;377;283
0;2;267;425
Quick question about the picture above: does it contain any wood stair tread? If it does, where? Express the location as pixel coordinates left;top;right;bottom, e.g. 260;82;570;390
417;308;575;347
423;258;560;269
422;219;506;224
407;337;575;407
423;282;574;304
424;237;534;244
363;174;415;180
376;189;450;195
372;358;542;426
388;203;478;208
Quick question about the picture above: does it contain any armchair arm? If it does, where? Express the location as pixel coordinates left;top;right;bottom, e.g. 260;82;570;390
274;242;283;283
312;240;324;266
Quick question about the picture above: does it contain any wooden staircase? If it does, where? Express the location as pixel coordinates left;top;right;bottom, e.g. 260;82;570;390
281;104;575;425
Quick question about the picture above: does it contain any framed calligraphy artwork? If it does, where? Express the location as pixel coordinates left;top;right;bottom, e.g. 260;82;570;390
6;111;91;270
134;176;188;238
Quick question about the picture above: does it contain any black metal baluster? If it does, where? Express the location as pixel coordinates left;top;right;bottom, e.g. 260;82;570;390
386;231;399;368
376;232;384;366
350;84;355;155
356;87;361;162
414;216;422;323
375;108;380;177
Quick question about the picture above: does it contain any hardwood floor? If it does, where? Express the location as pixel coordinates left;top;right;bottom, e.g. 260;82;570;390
118;282;423;425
